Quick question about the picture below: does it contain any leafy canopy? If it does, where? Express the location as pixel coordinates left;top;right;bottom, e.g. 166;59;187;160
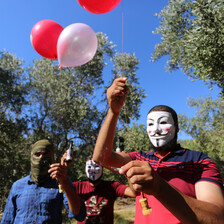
178;96;224;178
152;0;224;95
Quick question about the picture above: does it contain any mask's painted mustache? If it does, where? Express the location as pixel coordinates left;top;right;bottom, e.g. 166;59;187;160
150;133;168;137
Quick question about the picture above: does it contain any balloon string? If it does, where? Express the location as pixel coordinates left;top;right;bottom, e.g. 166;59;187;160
121;0;128;125
117;0;130;151
116;0;124;79
121;0;124;56
121;0;124;77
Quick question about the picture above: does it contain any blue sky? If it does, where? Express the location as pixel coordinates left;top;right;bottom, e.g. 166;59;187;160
0;0;220;139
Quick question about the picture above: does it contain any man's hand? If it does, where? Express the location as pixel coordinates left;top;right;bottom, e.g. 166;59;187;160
107;77;128;114
48;163;67;184
48;152;73;185
119;160;160;196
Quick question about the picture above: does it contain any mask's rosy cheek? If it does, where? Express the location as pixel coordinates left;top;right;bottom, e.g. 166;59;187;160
165;127;170;131
148;130;152;134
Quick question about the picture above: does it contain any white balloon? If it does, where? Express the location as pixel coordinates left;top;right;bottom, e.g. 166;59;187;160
57;23;98;67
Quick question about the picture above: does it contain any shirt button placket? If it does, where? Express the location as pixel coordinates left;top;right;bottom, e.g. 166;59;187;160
33;185;38;223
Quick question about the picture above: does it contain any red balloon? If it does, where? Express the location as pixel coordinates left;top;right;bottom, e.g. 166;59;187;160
77;0;121;14
30;20;63;59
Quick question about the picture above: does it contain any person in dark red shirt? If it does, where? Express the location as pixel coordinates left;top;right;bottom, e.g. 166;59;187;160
92;77;224;224
73;157;136;224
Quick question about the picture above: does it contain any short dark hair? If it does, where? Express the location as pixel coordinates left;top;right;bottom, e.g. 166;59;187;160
148;105;178;126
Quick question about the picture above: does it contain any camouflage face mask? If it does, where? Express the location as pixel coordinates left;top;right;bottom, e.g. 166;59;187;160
30;140;54;185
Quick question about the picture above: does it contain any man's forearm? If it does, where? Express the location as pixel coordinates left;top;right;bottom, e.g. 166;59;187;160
154;177;224;224
93;108;119;166
61;180;82;216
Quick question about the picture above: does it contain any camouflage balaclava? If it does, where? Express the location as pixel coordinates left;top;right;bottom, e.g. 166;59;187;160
30;139;54;185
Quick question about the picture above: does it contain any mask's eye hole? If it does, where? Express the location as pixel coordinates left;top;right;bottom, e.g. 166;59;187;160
34;152;41;157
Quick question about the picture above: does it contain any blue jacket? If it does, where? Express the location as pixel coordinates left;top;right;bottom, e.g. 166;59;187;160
1;175;86;224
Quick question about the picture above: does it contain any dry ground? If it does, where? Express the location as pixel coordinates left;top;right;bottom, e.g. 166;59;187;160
114;197;135;223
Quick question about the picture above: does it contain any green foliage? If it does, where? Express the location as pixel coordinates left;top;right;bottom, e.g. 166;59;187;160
178;139;201;151
0;51;30;211
114;213;133;224
178;96;224;178
103;167;128;185
152;0;224;95
25;33;146;160
0;51;28;114
0;33;146;213
117;123;151;153
111;52;147;123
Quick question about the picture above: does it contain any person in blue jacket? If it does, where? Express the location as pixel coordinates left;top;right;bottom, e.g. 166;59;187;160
1;139;86;224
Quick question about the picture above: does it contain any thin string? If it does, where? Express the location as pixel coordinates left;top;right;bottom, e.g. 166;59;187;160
119;0;130;150
121;0;124;63
121;0;129;135
116;0;124;78
120;3;147;205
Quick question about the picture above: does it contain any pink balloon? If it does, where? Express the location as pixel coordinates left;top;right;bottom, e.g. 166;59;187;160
57;23;98;68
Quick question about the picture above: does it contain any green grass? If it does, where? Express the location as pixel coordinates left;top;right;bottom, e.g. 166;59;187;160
114;198;135;224
114;213;133;224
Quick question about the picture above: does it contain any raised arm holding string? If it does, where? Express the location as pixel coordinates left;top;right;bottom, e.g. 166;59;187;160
93;76;132;168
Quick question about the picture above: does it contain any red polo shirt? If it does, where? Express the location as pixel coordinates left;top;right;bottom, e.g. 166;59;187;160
128;146;223;224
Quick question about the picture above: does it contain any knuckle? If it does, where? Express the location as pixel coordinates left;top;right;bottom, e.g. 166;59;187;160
133;184;142;192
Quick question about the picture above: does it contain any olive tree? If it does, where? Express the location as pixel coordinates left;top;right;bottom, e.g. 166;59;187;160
152;0;224;95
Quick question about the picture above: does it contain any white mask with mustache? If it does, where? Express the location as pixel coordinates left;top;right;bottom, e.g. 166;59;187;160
85;160;102;181
147;111;176;148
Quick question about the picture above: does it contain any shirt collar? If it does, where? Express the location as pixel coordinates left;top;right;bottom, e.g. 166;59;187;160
27;174;53;185
147;144;185;158
28;174;35;185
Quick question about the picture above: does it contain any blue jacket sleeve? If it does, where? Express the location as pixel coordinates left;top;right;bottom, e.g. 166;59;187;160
1;184;16;224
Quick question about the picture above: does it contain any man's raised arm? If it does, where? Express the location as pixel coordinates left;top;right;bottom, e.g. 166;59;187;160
93;77;131;168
